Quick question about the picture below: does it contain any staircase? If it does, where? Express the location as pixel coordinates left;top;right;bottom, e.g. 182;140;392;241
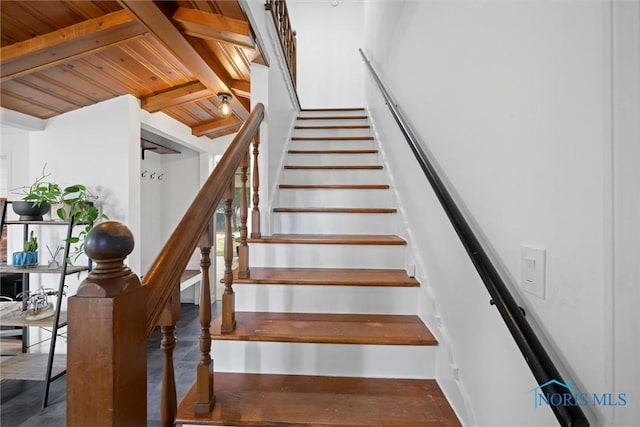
176;108;460;426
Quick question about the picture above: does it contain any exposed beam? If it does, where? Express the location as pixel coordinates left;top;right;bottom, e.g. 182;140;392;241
0;10;146;82
192;116;241;137
119;1;249;120
229;79;250;99
172;7;254;49
141;81;213;112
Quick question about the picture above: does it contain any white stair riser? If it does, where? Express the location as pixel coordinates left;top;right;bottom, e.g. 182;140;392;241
234;284;418;314
212;341;436;379
298;110;366;118
283;169;386;185
287;152;380;166
278;188;393;207
289;140;377;150
293;128;371;138
273;212;398;234
295;119;369;127
249;243;405;269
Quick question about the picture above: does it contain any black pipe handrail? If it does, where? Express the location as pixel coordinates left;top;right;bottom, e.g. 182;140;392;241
359;48;589;427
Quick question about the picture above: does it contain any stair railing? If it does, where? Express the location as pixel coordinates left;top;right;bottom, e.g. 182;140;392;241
67;103;265;427
265;0;297;88
359;48;589;427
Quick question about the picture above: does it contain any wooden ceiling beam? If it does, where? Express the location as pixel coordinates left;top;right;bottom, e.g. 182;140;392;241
172;7;254;50
192;116;240;137
141;81;213;112
229;79;250;99
119;0;249;120
0;10;146;82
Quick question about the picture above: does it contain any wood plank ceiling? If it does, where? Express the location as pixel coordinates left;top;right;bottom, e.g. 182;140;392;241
0;0;267;139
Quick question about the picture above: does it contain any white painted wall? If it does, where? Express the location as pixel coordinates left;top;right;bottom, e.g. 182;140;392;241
246;0;299;234
364;1;625;425
1;129;31;270
140;150;163;276
27;96;140;273
287;0;364;108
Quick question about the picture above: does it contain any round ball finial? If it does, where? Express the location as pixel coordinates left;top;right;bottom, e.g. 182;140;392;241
84;221;134;262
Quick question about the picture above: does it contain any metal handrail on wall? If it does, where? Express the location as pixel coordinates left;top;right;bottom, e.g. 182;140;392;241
359;48;589;427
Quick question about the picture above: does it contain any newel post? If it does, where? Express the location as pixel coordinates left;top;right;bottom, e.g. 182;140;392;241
67;221;146;427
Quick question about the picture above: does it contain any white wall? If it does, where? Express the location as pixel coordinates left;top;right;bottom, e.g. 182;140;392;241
287;0;364;108
140;150;164;276
246;0;299;234
1;129;31;270
27;96;141;271
364;1;623;425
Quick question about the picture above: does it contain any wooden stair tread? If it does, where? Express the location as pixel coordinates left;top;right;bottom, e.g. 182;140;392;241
300;108;365;112
247;234;406;245
292;136;374;141
211;312;437;345
273;207;396;213
279;184;390;189
284;165;382;170
177;373;460;426
297;115;368;120
294;125;371;129
288;149;378;154
233;267;419;287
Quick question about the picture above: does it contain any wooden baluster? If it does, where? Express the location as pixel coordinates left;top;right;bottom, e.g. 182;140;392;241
251;130;261;238
238;152;250;279
159;285;180;426
221;180;236;333
292;31;297;86
67;222;146;427
195;224;215;414
160;326;176;425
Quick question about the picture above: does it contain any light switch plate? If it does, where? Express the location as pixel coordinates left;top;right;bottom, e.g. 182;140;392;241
521;246;546;299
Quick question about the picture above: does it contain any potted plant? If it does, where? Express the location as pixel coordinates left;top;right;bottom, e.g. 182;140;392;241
12;230;39;267
11;164;61;221
56;184;108;263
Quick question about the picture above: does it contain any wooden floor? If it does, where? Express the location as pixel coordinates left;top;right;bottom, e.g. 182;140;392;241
210;312;437;346
176;372;461;426
233;267;419;287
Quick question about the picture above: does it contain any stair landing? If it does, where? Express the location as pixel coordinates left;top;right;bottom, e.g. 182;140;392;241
176;372;461;427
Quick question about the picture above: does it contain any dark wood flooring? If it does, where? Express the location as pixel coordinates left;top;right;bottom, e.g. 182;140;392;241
0;302;211;427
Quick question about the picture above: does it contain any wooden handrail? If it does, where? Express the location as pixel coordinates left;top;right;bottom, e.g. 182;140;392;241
360;48;589;427
144;103;264;338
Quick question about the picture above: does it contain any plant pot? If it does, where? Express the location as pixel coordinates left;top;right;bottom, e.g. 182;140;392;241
12;251;38;267
12;201;51;221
